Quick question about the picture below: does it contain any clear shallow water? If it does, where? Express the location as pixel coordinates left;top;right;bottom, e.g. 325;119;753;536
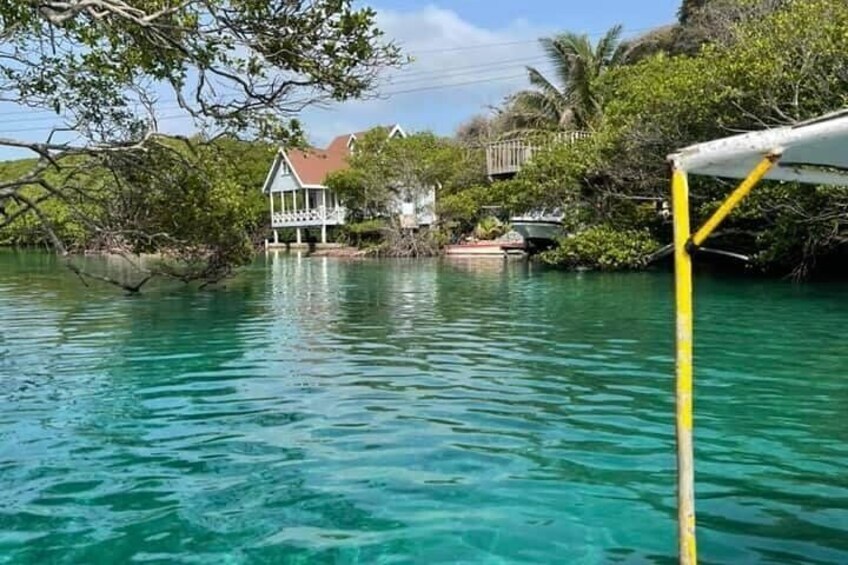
0;250;846;564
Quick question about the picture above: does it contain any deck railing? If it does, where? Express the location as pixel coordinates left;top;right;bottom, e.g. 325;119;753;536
485;131;591;176
272;206;346;227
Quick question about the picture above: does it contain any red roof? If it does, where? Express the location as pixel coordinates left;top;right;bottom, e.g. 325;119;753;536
286;147;349;186
284;125;401;186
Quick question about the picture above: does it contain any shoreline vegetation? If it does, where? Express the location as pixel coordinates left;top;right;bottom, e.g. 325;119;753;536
2;0;848;288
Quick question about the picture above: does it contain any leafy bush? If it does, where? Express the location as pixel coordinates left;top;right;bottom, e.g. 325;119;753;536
473;216;506;240
346;218;388;235
342;218;388;247
539;226;660;271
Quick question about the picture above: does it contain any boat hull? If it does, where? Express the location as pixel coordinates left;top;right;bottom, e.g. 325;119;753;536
444;242;525;257
510;220;563;243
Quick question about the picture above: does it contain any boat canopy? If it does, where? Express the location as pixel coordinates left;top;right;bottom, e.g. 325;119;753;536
665;108;848;565
668;108;848;186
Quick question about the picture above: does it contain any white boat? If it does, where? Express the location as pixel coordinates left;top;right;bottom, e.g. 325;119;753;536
510;211;565;243
444;240;526;257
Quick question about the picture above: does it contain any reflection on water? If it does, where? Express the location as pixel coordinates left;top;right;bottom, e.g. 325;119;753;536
1;250;847;563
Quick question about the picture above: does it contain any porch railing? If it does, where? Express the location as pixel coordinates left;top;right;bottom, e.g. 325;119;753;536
485;131;591;176
272;206;346;227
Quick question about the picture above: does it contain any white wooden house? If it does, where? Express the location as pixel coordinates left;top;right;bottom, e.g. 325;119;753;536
262;124;436;244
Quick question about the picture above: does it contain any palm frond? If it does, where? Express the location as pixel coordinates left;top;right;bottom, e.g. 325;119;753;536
515;24;628;132
526;66;564;101
595;24;624;64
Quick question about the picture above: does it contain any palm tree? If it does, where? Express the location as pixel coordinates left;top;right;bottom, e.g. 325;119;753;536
503;25;629;133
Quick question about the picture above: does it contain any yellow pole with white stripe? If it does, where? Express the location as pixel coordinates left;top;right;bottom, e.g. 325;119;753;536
670;149;781;564
671;164;696;565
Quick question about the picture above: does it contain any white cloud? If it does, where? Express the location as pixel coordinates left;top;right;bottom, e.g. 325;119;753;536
300;5;553;146
0;5;549;160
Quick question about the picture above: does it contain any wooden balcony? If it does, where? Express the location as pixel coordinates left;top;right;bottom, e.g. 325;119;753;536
272;206;346;228
485;131;591;177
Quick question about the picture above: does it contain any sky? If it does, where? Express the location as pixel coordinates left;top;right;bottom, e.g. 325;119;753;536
0;0;681;159
300;0;682;146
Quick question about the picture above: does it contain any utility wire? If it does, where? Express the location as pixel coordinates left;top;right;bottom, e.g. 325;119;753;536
0;30;635;126
0;64;547;132
381;73;528;96
0;72;528;134
386;56;549;82
0;112;195;135
401;25;661;54
0;70;530;135
0;55;551;125
0;24;663;128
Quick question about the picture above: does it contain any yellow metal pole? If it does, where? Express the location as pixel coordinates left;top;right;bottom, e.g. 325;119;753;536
690;154;780;247
669;151;779;563
672;165;697;565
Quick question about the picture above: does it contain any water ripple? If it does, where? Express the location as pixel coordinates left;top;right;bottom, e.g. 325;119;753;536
0;251;846;563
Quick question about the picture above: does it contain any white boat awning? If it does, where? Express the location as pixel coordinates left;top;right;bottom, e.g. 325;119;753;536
668;109;848;186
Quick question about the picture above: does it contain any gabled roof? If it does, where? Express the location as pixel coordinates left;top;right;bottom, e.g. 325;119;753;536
263;124;405;191
326;124;405;155
285;147;349;186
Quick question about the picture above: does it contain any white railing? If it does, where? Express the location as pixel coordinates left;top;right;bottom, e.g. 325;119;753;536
485;131;591;176
272;206;347;227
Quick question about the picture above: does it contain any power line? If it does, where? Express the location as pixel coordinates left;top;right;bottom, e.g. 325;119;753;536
0;112;195;135
0;54;550;123
387;55;549;82
0;25;661;128
386;66;552;90
0;72;531;135
0;72;534;135
0;102;188;126
401;25;661;55
381;73;528;96
407;39;539;54
0;34;629;134
0;62;549;131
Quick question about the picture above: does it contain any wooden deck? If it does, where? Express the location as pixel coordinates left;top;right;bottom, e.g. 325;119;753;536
485;131;590;177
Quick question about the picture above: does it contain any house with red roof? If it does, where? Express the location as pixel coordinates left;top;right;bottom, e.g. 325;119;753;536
263;124;434;245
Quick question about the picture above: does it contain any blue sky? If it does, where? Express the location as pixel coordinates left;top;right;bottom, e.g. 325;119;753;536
0;0;681;159
302;0;681;145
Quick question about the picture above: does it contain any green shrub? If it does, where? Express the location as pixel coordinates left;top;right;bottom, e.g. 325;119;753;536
342;218;388;247
473;216;506;240
539;226;660;271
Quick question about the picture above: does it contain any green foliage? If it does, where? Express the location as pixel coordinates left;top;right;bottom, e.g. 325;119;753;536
0;137;272;279
0;157;103;249
448;0;848;277
473;217;506;241
679;0;711;23
0;0;401;144
539;226;660;270
493;134;611;226
0;0;401;286
341;218;388;247
567;0;848;277
437;185;491;223
602;0;848;180
327;129;487;224
346;218;388;235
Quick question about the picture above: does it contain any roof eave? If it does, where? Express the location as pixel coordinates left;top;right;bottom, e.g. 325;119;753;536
669;110;848;186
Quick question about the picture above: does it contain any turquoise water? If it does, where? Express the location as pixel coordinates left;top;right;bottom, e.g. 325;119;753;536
0;250;846;563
